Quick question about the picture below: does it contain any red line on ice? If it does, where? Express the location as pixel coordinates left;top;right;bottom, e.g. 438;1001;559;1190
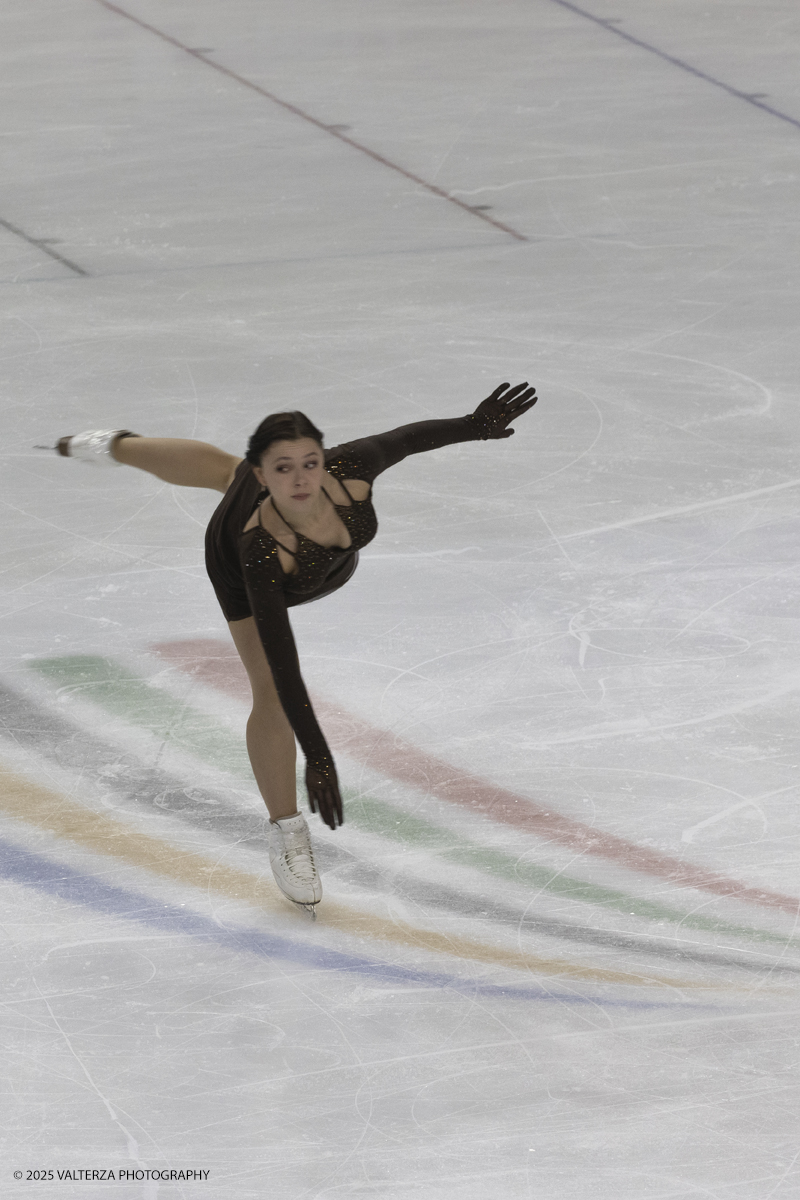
152;639;800;918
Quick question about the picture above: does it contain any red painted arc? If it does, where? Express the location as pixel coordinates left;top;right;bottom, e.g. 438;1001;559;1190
96;0;528;243
153;640;800;918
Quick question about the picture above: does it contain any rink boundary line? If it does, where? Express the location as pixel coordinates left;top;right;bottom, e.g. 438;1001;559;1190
154;640;800;919
0;765;720;993
549;0;800;135
561;477;800;542
95;0;528;244
0;217;89;277
14;666;796;962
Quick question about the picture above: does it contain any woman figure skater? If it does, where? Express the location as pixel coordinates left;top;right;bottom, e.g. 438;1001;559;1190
53;382;537;914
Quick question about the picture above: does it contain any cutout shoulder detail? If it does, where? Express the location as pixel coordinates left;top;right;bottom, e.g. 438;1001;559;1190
341;478;371;503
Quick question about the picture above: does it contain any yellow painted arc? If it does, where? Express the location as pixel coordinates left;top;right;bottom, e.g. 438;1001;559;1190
0;765;723;990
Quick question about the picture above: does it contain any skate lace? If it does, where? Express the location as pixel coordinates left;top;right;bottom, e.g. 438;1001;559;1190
282;833;316;882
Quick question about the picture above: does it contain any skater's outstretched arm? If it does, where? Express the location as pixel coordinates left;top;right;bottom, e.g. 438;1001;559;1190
329;381;538;481
113;436;242;492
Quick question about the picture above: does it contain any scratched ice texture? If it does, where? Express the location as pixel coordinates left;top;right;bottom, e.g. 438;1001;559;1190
2;0;800;1197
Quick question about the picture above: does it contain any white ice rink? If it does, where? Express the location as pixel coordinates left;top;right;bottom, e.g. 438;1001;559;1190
3;1;800;1196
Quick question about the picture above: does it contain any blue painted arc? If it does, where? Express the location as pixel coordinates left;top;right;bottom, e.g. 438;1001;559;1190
0;836;713;1011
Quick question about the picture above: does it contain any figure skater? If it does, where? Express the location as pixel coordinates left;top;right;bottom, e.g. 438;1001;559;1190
51;382;537;914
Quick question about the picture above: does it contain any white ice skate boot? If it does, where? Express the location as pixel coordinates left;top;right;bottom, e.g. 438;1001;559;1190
269;812;322;916
53;430;138;465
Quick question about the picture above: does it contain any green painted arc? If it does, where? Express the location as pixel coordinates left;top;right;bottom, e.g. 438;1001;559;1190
29;655;798;951
32;654;252;776
347;795;797;948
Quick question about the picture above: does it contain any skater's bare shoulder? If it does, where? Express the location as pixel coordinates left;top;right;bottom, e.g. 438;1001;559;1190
324;473;370;504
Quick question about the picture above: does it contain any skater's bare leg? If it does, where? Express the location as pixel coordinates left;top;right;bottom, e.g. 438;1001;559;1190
112;436;241;492
228;616;299;822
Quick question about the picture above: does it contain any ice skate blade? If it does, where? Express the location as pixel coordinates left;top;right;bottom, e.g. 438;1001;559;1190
276;891;318;919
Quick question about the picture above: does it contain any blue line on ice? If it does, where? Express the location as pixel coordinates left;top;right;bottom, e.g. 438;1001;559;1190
0;837;719;1011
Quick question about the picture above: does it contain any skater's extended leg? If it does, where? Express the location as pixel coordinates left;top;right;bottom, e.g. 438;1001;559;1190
112;436;241;492
227;616;298;821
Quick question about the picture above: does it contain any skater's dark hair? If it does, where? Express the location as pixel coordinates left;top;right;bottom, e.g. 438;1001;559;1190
245;411;324;466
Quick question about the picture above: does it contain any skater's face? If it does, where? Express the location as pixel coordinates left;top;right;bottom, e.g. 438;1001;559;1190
253;438;325;507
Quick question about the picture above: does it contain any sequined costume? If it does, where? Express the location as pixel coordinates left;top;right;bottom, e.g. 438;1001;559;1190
205;415;485;777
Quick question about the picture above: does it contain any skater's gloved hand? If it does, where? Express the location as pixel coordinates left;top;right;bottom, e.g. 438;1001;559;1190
305;761;344;830
470;382;537;439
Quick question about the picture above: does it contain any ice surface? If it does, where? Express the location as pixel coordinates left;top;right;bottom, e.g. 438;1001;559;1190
2;1;800;1197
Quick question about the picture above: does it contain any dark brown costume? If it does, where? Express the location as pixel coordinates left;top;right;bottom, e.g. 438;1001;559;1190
205;416;484;777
